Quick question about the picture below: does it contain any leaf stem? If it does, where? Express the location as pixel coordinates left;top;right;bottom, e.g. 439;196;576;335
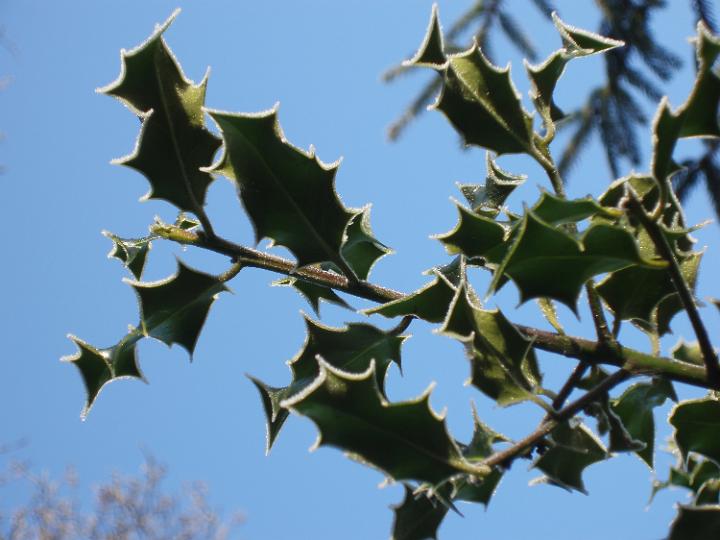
625;193;720;386
480;368;630;469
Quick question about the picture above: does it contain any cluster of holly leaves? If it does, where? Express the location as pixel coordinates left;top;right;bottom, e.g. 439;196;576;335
63;6;720;540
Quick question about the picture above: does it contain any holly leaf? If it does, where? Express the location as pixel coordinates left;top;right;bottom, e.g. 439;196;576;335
458;153;526;214
611;379;677;468
525;15;622;127
206;107;356;274
390;485;449;540
668;506;720;540
434;203;507;260
252;317;407;452
404;4;446;70
441;283;543;407
429;42;535;155
272;276;351;315
552;13;626;55
453;405;506;506
129;260;228;354
63;330;144;418
531;191;620;225
103;232;153;280
282;360;488;485
653;23;720;190
341;206;391;280
597;252;702;330
365;258;463;323
670;397;720;466
489;211;665;310
532;421;607;494
99;10;221;212
672;340;704;366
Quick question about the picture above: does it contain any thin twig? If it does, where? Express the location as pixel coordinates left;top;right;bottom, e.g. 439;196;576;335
625;193;720;386
481;368;630;469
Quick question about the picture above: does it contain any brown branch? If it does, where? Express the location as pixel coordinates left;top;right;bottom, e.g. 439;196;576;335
150;223;718;390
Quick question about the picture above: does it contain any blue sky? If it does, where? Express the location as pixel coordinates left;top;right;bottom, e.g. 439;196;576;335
1;1;719;539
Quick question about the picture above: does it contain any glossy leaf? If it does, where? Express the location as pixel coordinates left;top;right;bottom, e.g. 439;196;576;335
99;11;221;211
441;283;542;407
272;276;351;315
129;260;228;354
341;206;391;280
668;506;720;540
252;317;406;452
432;45;535;155
537;298;564;334
435;203;507;260
533;421;607;494
611;379;677;467
454;406;506;505
405;4;446;70
670;397;720;466
284;360;488;485
597;252;702;329
489;211;665;310
104;232;152;280
390;485;449;540
671;340;704;366
553;13;625;55
63;330;144;418
458;153;526;214
365;258;462;323
652;23;720;188
207;107;356;273
531;191;620;225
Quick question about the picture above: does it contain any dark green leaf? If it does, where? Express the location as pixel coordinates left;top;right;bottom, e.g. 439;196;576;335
130;260;228;354
531;191;621;225
390;485;449;540
63;329;145;418
489;211;665;310
533;421;607;494
597;252;702;329
552;13;625;55
670;397;720;466
103;232;152;280
611;379;677;467
454;406;505;506
341;206;391;280
99;11;221;211
282;360;489;485
458;153;526;214
405;5;446;70
652;23;720;189
365;258;462;323
668;505;720;540
441;283;543;407
253;317;407;452
435;203;507;259
207;107;356;273
433;44;535;155
671;340;705;366
272;276;351;315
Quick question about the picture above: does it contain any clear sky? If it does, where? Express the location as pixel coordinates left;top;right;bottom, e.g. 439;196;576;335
1;1;718;539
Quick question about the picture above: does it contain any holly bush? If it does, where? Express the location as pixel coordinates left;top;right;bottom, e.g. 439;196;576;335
63;5;720;539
